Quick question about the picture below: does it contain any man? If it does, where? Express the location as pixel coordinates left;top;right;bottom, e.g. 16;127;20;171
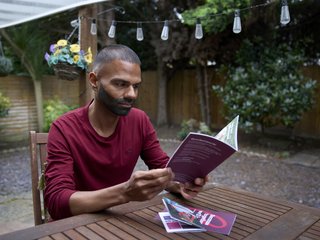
45;44;207;220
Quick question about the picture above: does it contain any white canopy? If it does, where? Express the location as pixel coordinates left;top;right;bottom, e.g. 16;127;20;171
0;0;107;29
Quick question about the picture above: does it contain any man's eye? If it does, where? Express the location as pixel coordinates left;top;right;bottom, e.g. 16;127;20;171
133;84;140;89
115;82;126;87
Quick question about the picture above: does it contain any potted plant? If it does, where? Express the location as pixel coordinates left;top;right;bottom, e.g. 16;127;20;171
45;39;92;81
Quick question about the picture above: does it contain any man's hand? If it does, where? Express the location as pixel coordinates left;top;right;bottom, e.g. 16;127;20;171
166;175;209;199
123;168;174;202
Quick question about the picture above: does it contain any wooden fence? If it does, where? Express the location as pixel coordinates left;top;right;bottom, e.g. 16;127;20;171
0;75;79;142
0;66;319;142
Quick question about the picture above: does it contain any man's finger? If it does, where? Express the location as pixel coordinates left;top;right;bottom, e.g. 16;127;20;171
194;176;209;186
135;168;173;180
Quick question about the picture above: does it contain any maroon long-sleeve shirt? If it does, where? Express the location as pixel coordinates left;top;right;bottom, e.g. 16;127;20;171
44;103;169;220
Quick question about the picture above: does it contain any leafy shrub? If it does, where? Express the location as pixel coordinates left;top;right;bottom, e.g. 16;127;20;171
213;38;317;133
177;119;212;140
0;92;10;117
43;98;77;132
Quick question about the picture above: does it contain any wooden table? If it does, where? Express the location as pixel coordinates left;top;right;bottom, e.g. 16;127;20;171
1;184;320;240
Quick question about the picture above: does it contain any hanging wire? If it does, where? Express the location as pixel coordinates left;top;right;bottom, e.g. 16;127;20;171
66;18;80;42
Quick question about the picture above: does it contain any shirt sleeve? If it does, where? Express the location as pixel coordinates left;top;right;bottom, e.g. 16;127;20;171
44;122;77;220
140;114;169;169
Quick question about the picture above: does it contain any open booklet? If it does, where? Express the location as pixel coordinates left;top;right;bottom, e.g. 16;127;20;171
160;197;236;235
166;115;239;183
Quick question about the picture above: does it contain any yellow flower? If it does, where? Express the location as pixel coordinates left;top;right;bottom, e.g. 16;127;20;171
70;44;80;53
53;49;61;56
73;55;80;63
57;39;67;47
84;54;92;64
87;47;92;55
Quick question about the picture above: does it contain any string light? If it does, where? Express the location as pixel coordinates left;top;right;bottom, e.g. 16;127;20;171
173;7;184;23
84;1;291;40
90;19;97;35
280;0;290;25
195;18;203;39
108;20;116;38
136;22;144;41
161;20;169;41
233;9;241;34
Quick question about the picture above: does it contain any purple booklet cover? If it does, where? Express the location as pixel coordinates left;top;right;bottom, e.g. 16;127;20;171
166;116;239;183
162;197;237;235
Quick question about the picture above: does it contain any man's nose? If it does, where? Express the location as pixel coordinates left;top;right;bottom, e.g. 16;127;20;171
124;85;137;99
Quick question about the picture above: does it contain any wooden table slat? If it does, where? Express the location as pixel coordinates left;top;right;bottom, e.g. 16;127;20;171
118;215;172;240
107;217;156;240
63;229;88;240
310;225;320;231
212;187;291;211
125;212;176;240
313;220;320;228
296;236;317;240
202;189;289;215
194;193;285;223
307;228;320;236
97;221;138;240
86;223;121;240
244;209;320;240
50;233;70;240
75;226;105;240
298;232;320;240
38;236;54;240
185;197;272;224
198;191;281;219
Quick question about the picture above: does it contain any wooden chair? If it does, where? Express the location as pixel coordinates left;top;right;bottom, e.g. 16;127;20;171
29;131;49;225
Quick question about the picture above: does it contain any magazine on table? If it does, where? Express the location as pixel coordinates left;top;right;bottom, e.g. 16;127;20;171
160;197;237;235
166;115;239;183
158;212;206;233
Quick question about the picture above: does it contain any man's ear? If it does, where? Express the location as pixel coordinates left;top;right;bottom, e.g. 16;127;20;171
89;72;98;91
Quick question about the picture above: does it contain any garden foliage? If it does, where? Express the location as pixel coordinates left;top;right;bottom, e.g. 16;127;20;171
43;98;77;132
213;38;317;132
0;92;10;117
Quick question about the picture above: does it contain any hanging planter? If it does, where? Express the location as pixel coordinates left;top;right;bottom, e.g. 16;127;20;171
45;39;92;81
53;62;83;81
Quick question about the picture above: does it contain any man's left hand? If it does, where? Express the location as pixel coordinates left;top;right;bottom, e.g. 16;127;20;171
166;176;209;199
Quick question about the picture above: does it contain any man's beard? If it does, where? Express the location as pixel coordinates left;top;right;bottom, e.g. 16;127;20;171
98;87;134;116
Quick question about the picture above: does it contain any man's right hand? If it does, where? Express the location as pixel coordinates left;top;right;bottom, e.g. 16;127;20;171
69;168;174;217
123;168;174;202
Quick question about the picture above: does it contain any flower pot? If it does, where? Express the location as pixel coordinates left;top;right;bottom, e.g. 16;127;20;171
53;63;83;81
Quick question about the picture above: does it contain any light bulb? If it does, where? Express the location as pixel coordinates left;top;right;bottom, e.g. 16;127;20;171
195;18;203;40
136;22;144;41
161;20;169;41
70;19;79;28
108;20;116;38
233;9;241;34
173;7;184;23
90;19;97;35
280;0;290;25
